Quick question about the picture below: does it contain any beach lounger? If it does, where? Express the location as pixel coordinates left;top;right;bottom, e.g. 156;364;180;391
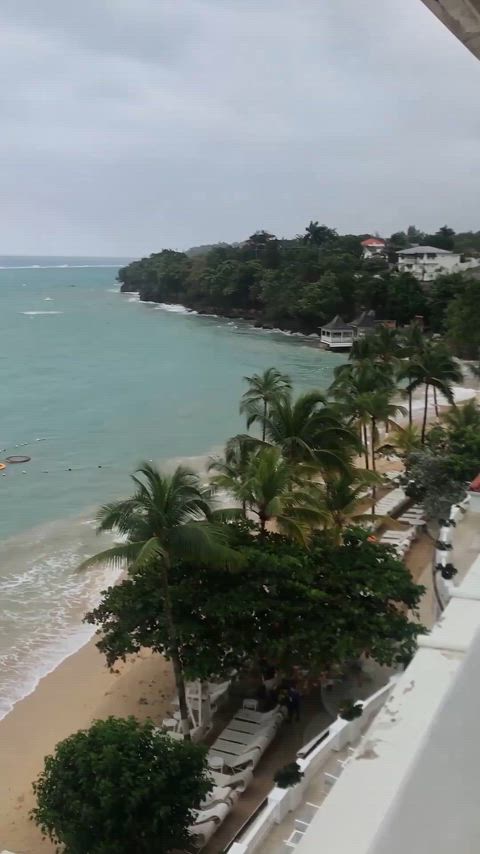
233;706;285;725
201;785;238;808
212;734;270;756
188;819;217;848
208;747;263;771
210;768;254;792
192;802;231;826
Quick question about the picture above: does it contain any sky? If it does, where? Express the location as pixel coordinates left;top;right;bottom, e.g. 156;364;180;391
1;0;480;256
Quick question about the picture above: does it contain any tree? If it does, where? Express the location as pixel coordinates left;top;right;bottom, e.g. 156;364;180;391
378;422;422;458
259;389;358;471
406;343;463;441
446;278;480;359
31;717;212;854
86;529;426;681
384;273;427;326
208;434;254;517
405;450;467;521
428;273;466;333
442;399;480;433
237;445;327;542
303;221;338;247
398;322;425;425
240;367;292;441
321;471;380;544
425;225;456;252
79;463;236;739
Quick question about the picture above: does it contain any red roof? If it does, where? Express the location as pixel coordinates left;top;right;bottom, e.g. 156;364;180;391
361;238;385;247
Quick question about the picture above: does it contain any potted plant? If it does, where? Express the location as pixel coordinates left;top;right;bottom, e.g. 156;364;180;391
338;699;363;721
435;562;458;580
274;762;304;789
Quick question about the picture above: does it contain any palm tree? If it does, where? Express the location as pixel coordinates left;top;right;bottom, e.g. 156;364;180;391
241;446;327;544
321;471;381;545
363;391;407;475
442;398;480;432
377;422;422;459
240;367;291;441
79;463;235;740
398;323;425;425
259;389;358;472
208;435;254;517
330;362;395;469
406;344;463;442
372;326;402;365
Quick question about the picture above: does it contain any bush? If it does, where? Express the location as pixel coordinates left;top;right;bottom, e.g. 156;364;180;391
338;700;363;721
274;762;304;789
31;716;212;854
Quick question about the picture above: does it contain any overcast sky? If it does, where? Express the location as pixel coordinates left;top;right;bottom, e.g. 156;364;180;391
1;0;480;256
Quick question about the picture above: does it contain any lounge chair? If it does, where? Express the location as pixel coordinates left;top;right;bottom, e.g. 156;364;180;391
210;767;254;792
189;819;217;849
191;801;231;826
201;785;238;808
207;747;263;772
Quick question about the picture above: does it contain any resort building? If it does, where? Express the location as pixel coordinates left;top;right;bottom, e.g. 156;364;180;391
319;315;354;350
421;0;480;61
397;245;480;282
361;238;386;260
350;310;378;338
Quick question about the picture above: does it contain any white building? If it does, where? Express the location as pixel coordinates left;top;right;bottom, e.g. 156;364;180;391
319;315;354;350
361;238;386;260
397;245;479;282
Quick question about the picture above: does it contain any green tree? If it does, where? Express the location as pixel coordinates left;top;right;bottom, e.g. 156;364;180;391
240;367;292;441
259;389;358;471
405;451;467;521
321;471;380;544
428;273;466;333
86;529;425;680
446;278;480;359
398;322;425;425
303;221;338;246
406;344;463;441
31;717;212;854
208;434;254;518
384;273;427;325
442;399;480;433
79;464;235;739
425;225;456;252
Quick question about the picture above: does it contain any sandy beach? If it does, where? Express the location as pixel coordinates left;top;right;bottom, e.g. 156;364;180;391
0;641;174;853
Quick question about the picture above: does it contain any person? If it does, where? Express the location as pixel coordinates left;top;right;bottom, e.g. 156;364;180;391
286;684;301;723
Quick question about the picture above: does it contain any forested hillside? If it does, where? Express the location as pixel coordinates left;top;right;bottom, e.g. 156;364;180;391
118;223;480;336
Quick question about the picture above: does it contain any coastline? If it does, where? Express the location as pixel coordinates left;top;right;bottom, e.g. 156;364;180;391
0;637;174;853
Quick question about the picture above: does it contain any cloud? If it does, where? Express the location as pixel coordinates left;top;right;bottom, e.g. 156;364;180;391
0;0;479;254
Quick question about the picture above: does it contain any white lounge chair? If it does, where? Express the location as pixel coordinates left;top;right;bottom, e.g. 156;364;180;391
201;785;238;808
207;747;263;772
189;819;217;848
210;767;253;792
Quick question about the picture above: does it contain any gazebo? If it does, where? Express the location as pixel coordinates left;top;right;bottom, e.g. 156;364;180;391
320;315;354;350
350;310;377;338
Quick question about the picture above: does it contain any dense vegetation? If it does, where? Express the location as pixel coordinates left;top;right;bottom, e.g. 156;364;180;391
32;717;211;854
118;223;480;348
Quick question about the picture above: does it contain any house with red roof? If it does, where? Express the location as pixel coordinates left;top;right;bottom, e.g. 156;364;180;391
361;237;386;260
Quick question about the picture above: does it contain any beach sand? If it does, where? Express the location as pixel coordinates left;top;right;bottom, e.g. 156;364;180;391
0;640;174;853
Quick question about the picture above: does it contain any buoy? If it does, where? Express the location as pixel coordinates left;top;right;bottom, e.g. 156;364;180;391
6;455;31;464
0;463;5;471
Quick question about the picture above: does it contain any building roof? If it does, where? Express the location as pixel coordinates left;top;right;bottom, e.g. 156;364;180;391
321;314;352;331
351;309;376;328
361;238;385;247
398;245;455;256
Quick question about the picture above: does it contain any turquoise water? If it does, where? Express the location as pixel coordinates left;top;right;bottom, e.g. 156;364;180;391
0;259;345;718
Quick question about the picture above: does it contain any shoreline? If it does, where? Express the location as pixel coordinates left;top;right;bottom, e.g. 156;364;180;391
0;636;175;853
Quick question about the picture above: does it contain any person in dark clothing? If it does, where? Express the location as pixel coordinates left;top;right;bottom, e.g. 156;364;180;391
286;684;301;723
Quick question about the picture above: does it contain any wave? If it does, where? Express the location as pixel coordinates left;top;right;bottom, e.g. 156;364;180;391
153;303;198;315
43;297;54;301
127;295;140;303
0;517;120;722
22;310;63;316
0;264;123;270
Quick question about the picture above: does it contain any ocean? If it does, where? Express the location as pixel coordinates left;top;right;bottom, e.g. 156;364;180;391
0;256;345;719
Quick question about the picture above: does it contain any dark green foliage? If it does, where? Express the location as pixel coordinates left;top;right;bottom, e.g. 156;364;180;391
274;762;304;788
446;278;480;359
338;700;363;721
116;227;480;333
31;717;212;854
404;450;467;521
85;528;425;680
